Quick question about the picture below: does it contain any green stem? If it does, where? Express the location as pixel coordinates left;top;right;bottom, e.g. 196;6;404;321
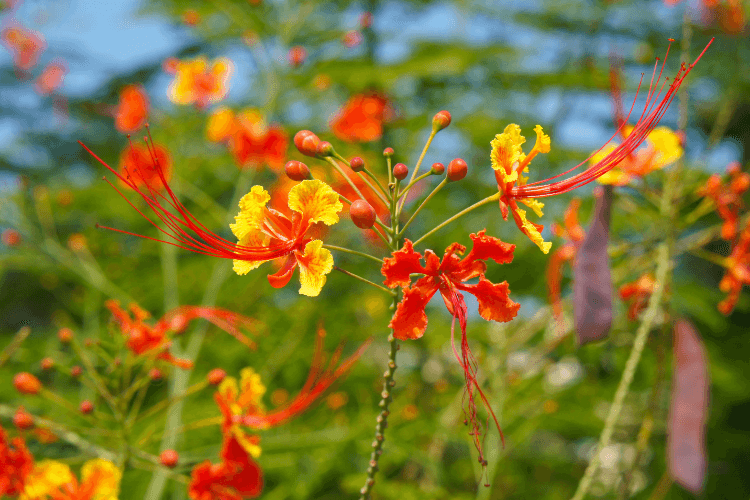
399;178;447;237
397;171;433;200
397;129;437;214
413;193;499;246
358;329;399;500
334;266;392;294
324;244;383;264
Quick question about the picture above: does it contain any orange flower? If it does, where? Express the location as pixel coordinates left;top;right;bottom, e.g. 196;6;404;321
1;27;46;71
34;61;66;95
114;85;149;133
207;108;288;170
717;219;750;314
698;162;750;241
118;142;172;191
381;232;519;462
330;93;392;142
168;56;233;109
105;301;259;368
619;274;657;320
189;435;263;500
547;199;585;319
0;425;34;497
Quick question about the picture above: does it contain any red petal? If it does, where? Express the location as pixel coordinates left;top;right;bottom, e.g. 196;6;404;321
381;239;426;288
221;436;264;498
668;319;709;494
465;229;515;265
458;277;520;323
267;255;297;289
388;280;437;340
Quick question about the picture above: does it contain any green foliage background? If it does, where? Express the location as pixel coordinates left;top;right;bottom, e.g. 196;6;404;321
1;0;749;499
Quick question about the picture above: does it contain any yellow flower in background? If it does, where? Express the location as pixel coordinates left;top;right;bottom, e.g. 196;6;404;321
21;459;120;500
167;56;233;109
594;126;683;186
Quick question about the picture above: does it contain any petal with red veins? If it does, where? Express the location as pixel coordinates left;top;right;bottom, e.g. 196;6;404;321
465;229;515;265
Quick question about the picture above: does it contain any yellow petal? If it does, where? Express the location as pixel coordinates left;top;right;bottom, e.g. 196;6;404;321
167;57;208;105
232;231;270;276
520;197;545;218
288;180;343;226
514;207;551;254
218;376;239;403
490;123;526;177
206;107;236;142
81;459;121;500
230;185;270;240
296;240;333;297
239;367;266;407
236;109;268;138
597;169;630;186
647;126;683;169
20;460;74;500
233;427;263;458
589;143;618;166
532;124;551;154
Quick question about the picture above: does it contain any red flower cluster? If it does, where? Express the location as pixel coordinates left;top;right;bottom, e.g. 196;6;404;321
114;85;149;133
698;162;750;241
189;435;263;500
619;273;657;320
1;26;46;72
381;231;520;461
0;425;34;497
106;301;259;368
207;108;288;171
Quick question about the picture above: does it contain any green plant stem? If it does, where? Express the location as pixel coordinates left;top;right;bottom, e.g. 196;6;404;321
0;326;30;367
136;380;209;424
399;178;447;237
334;152;390;206
334;266;392;294
324;244;383;264
397;171;434;200
413;193;499;246
144;169;254;500
398;129;437;215
0;404;118;462
358;329;399;500
363;167;390;200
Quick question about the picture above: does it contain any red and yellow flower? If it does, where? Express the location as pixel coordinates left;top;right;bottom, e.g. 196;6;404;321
207;108;287;171
168;56;233;109
492;123;553;253
21;458;120;500
619;273;657;320
189;435;263;500
229;180;343;296
698;162;750;241
1;425;34;497
717;219;750;314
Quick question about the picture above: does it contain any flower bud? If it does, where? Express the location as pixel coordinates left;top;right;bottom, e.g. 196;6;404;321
13;407;34;430
294;130;321;157
160;449;179;468
149;368;163;381
316;141;334;157
447;158;467;182
383;147;394;157
40;358;54;371
288;46;307;68
207;368;227;385
350;200;377;229
727;161;741;176
432;110;451;132
71;366;82;378
350;157;365;172
58;327;73;344
431;162;445;175
14;373;41;395
284;160;311;181
80;400;94;415
1;228;21;246
393;163;408;181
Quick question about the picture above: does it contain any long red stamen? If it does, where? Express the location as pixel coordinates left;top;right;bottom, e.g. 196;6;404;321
447;289;504;468
510;38;713;199
79;139;294;261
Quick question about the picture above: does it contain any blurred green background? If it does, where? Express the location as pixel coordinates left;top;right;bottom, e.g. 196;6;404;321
1;0;749;498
